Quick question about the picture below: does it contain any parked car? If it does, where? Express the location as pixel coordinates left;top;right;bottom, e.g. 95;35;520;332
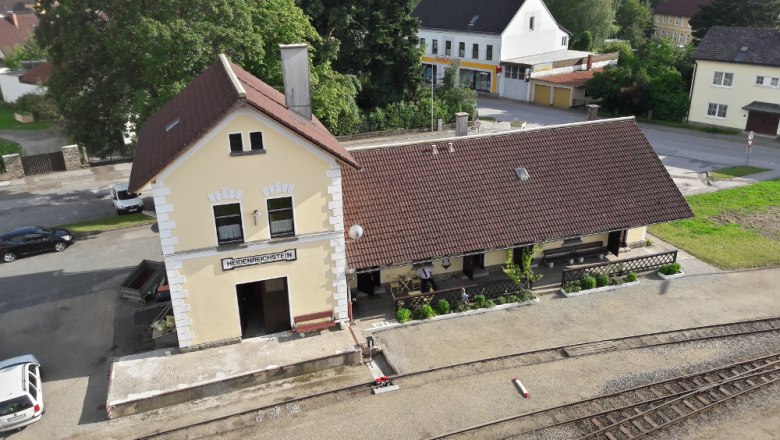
110;182;144;215
0;226;73;263
0;355;44;433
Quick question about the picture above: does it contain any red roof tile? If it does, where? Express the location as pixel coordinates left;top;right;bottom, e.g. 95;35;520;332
535;68;602;88
654;0;712;18
0;12;36;57
19;60;50;85
129;55;359;192
341;119;692;269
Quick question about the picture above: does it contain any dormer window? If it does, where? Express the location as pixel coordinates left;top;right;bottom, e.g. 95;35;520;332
229;133;243;152
249;131;264;151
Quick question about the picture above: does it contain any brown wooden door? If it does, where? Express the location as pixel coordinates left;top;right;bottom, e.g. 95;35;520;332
462;255;475;280
607;230;622;256
746;111;780;135
262;278;291;334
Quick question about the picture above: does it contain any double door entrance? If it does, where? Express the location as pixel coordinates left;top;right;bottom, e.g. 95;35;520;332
235;277;291;338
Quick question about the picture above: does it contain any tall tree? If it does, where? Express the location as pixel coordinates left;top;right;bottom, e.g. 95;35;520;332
615;0;653;46
296;0;422;109
690;0;780;42
35;0;361;155
545;0;615;44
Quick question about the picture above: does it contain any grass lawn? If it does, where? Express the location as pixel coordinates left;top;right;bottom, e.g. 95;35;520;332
649;180;780;269
60;213;157;235
0;103;49;130
710;165;770;181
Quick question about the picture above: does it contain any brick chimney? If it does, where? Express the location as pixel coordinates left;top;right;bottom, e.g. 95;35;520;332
279;44;312;120
586;54;593;70
586;104;600;121
8;12;18;29
455;112;468;136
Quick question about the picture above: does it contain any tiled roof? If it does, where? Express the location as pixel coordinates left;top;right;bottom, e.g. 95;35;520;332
129;55;359;192
412;0;527;34
654;0;712;18
0;12;36;57
535;68;602;88
341;118;692;269
693;27;780;67
19;60;50;85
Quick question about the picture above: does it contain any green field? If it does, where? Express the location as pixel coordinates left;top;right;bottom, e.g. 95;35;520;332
649;180;780;269
60;213;157;235
0;103;49;130
710;166;770;181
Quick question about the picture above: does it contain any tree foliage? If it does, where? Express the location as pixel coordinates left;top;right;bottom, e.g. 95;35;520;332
571;31;594;51
296;0;422;108
690;0;780;42
614;0;653;46
545;0;615;44
4;36;47;70
35;0;361;154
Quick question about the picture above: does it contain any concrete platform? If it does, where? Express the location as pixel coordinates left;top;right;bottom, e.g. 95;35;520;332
106;328;361;418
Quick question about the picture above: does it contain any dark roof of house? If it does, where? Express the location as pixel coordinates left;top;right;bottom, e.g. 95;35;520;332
129;55;359;192
19;60;50;85
653;0;712;18
412;0;527;33
341;118;692;269
0;12;36;57
534;68;603;88
693;27;780;67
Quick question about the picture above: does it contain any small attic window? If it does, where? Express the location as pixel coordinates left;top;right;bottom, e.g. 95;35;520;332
165;117;180;132
468;15;479;27
515;167;530;181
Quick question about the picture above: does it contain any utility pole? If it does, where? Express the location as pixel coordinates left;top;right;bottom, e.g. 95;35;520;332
431;66;434;132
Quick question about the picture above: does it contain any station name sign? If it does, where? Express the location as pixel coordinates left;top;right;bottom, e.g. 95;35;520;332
221;249;297;271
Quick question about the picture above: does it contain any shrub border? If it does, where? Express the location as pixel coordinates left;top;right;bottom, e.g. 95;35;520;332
560;281;640;298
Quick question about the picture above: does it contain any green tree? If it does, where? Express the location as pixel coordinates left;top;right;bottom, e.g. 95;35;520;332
4;36;47;70
35;0;362;155
545;0;615;44
586;66;635;113
296;0;422;108
614;0;653;46
571;31;594;51
648;68;688;121
690;0;780;42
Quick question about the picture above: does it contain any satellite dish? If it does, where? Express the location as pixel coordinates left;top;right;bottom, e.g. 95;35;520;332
348;224;364;240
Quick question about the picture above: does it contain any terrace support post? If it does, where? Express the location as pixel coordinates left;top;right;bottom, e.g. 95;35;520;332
2;153;24;179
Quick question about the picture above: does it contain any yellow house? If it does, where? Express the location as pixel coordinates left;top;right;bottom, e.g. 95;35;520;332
688;27;780;136
652;0;711;46
129;46;360;349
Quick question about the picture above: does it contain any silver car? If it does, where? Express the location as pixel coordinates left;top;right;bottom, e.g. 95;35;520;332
110;182;144;215
0;355;44;432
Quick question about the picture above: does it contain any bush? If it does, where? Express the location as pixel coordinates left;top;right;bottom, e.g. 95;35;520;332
505;294;520;303
454;302;470;313
494;296;506;305
474;294;487;308
484;299;496;308
564;282;582;293
645;239;654;247
609;276;624;286
595;273;610;287
659;263;681;275
435;299;450;315
413;304;436;320
13;93;62;122
0;138;21;174
396;308;412;323
625;272;638;282
580;276;597;290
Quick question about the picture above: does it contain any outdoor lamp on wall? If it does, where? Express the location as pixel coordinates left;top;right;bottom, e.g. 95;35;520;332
442;257;451;269
252;209;261;226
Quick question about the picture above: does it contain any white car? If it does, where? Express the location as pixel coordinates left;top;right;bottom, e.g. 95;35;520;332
0;355;44;433
110;182;144;215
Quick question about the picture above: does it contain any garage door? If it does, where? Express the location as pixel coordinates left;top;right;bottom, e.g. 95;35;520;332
745;111;780;135
552;87;571;108
533;85;551;106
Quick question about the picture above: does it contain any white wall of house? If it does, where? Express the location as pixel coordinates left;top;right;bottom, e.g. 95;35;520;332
501;77;530;100
501;0;569;60
0;68;44;102
689;60;780;135
419;29;502;69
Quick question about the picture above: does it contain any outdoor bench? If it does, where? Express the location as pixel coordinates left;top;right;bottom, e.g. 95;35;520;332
572;241;607;261
294;310;337;334
542;246;576;266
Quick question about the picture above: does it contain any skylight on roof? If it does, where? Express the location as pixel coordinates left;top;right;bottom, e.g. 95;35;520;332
468;15;479;27
515;167;530;181
165;117;181;132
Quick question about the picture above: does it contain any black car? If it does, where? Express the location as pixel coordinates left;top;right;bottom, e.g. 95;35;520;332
0;226;74;263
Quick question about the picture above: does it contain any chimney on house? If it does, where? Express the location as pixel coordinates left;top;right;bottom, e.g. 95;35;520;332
455;112;469;136
8;12;18;29
279;44;312;120
586;104;600;121
586;54;593;71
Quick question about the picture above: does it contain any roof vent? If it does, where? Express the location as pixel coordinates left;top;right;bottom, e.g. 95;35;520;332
165;117;180;132
468;15;479;27
432;144;438;154
515;167;530;181
448;142;454;153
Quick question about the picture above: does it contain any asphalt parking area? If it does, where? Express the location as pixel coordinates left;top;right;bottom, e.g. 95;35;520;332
0;226;161;439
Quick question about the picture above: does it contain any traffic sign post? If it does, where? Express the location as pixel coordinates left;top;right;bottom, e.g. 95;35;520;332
746;131;754;165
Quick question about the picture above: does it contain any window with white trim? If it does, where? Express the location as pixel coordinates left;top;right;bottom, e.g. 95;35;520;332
712;71;733;87
486;45;493;60
249;131;264;151
756;76;765;85
431;39;438;54
772;78;780;87
707;103;728;119
472;43;479;59
267;197;295;237
214;203;243;244
458;41;465;57
504;64;525;80
229;133;243;153
675;17;679;25
445;40;452;56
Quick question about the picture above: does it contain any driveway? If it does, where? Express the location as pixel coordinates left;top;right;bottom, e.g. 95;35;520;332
0;129;72;156
0;226;162;439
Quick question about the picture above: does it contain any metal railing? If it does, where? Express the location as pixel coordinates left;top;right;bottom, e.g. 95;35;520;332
560;250;678;287
393;277;528;312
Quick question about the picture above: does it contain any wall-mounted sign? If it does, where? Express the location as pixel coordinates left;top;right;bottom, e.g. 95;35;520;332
222;249;297;271
435;55;453;63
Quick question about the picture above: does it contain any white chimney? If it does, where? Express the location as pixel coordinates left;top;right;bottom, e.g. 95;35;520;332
455;112;469;136
279;44;312;120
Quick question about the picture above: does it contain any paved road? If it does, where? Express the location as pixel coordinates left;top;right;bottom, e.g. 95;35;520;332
0;227;161;440
0;129;72;156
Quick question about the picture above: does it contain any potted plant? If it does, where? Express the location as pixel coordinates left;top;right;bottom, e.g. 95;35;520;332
658;263;684;280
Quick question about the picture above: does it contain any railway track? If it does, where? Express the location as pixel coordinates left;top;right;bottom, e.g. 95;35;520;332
439;353;780;439
140;317;780;439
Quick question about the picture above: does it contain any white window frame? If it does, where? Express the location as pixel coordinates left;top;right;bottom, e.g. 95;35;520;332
756;76;765;86
213;202;245;245
266;195;297;239
771;77;780;88
706;103;728;119
712;71;734;87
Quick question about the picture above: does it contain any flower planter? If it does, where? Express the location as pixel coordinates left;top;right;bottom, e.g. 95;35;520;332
14;112;34;123
560;281;640;298
658;271;684;280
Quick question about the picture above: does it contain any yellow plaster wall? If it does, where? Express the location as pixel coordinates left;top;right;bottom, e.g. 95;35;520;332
178;240;334;345
162;110;334;252
626;226;647;243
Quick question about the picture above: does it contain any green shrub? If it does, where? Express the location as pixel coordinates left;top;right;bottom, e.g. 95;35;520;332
474;294;487;308
609;276;624;286
396;308;412;323
625;272;638;282
13;93;62;122
414;304;436;319
454;302;470;313
595;273;610;287
494;296;506;305
659;263;681;275
564;282;582;293
645;239;654;246
435;299;450;315
484;299;496;308
0;138;21;174
580;276;597;290
506;294;520;303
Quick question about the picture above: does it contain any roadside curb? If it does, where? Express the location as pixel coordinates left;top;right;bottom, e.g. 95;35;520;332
71;219;158;238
